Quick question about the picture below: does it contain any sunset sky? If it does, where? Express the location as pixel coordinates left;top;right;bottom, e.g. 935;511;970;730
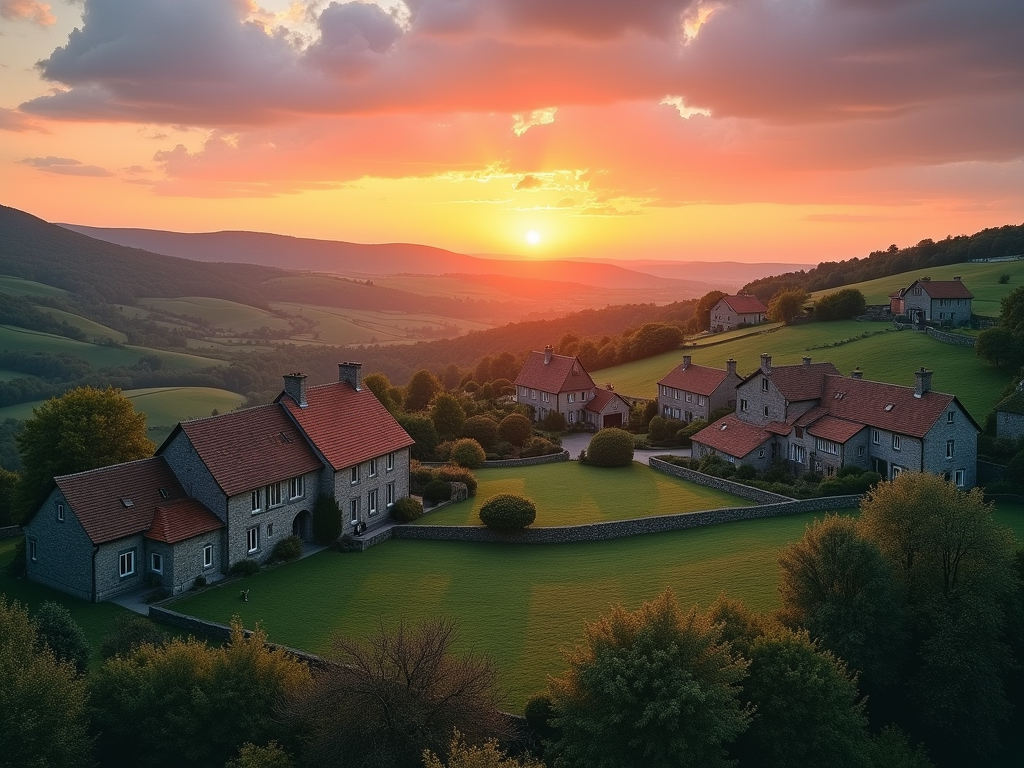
1;0;1022;264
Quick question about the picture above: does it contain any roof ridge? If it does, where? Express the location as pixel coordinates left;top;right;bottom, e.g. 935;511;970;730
179;401;277;425
55;455;164;482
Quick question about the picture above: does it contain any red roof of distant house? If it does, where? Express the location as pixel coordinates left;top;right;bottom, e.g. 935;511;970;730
658;362;731;396
53;457;220;545
514;351;596;394
146;499;223;544
171;404;323;498
584;387;629;413
765;421;792;436
806;415;866;444
280;381;414;471
692;414;770;459
752;361;843;402
718;295;768;314
911;279;974;299
820;374;964;438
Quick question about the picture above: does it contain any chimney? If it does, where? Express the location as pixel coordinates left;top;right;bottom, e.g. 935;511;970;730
914;367;932;398
953;276;962;281
339;362;362;391
851;368;863;380
802;356;812;367
682;355;692;370
760;353;772;375
726;358;737;377
544;345;553;365
283;373;307;408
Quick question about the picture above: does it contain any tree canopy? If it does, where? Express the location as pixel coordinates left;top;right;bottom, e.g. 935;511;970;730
767;288;809;324
814;288;867;321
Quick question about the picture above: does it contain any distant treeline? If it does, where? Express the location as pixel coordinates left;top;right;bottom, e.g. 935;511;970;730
0;293;87;341
742;223;1024;301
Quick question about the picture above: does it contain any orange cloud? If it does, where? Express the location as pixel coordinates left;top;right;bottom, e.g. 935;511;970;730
0;0;55;26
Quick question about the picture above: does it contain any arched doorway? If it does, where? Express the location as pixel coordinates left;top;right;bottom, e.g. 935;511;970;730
292;510;312;541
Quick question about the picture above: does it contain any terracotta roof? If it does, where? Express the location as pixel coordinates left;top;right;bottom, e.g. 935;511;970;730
53;457;207;545
765;421;792;436
995;389;1024;416
792;406;829;427
172;404;323;497
584;388;629;413
692;414;771;459
888;289;905;299
911;279;974;299
807;416;866;444
820;375;959;438
146;499;223;544
718;295;768;314
280;381;414;471
750;362;843;402
514;351;596;394
658;363;731;396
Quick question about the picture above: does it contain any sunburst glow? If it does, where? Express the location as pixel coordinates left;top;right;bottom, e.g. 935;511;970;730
525;230;542;245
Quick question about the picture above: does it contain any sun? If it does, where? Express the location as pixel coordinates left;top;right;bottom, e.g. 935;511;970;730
525;230;542;246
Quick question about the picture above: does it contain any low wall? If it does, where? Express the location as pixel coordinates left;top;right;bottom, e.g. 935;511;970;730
420;451;569;470
0;525;21;540
926;327;976;347
649;457;793;504
978;460;1006;485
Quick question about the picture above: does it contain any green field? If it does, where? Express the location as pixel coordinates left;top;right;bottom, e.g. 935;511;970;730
273;303;494;346
599;320;1006;420
37;307;128;343
138;297;293;333
0;276;68;298
415;462;749;527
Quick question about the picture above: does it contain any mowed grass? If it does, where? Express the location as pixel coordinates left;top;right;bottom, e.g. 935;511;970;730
599;320;1006;420
415;463;749;527
139;297;293;333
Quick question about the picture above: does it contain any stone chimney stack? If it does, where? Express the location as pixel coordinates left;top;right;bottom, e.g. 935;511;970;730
802;356;812;367
682;355;692;370
339;362;362;391
914;367;932;398
726;358;737;377
954;276;962;281
544;345;553;364
760;353;772;375
283;373;307;408
851;368;863;380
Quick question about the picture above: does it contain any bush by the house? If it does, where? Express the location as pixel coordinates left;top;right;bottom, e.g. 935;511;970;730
648;416;686;445
34;601;91;675
100;614;168;659
391;496;424;522
433;440;455;462
462;415;499;449
193;575;207;589
479;493;537;530
271;535;302;562
498;413;533;447
410;461;436;495
436;464;478;496
585;427;635;467
449;438;486;469
230;559;262;577
312;493;342;545
521;436;561;458
540;410;567;432
423;479;452;504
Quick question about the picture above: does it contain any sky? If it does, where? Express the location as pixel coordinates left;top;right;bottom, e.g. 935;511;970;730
1;0;1023;264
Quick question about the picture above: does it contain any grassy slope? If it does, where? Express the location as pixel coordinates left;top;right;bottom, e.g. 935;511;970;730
415;462;749;527
139;297;293;332
0;386;245;425
0;276;68;298
36;307;128;343
597;320;1006;420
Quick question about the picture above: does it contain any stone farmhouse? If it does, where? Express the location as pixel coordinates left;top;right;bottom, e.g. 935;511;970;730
657;356;742;424
22;363;414;602
993;383;1024;440
888;276;973;325
515;346;631;428
691;354;979;487
709;294;768;332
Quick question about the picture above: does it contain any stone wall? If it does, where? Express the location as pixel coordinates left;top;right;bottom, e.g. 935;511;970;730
0;525;20;539
421;451;570;469
926;327;976;347
648;457;793;503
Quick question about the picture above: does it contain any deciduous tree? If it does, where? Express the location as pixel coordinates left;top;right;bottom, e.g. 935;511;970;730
405;369;443;412
423;730;544;768
431;392;467;441
767;288;809;324
34;600;91;675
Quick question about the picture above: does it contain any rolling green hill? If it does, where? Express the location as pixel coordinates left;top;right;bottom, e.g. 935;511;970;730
36;307;128;343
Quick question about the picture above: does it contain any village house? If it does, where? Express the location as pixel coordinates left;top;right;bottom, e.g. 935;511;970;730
657;356;742;423
889;276;974;325
22;363;414;602
691;354;979;487
514;346;631;428
709;294;768;332
993;383;1024;440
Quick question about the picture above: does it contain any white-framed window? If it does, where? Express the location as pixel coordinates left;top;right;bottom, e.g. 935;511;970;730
247;526;260;553
151;552;163;574
857;446;864;457
29;538;37;562
267;482;283;507
946;440;955;458
685;392;692;402
350;498;359;524
567;393;575;403
947;411;955;424
815;437;840;455
267;522;274;537
954;469;966;487
351;466;359;485
119;550;136;578
872;429;880;444
758;448;765;458
56;503;64;522
660;386;668;397
568;412;576;423
698;396;706;406
530;389;537;400
251;489;262;513
289;476;304;499
581;391;587;401
740;399;748;412
203;544;213;568
386;452;395;471
369;458;377;477
542;391;550;403
892;434;901;451
386;482;395;506
368;489;378;515
891;465;903;479
763;406;769;417
762;378;769;392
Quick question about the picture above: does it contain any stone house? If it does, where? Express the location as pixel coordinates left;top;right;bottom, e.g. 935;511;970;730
993;384;1024;440
709;295;768;332
898;277;973;325
692;354;979;487
657;357;741;423
23;363;414;602
514;346;631;428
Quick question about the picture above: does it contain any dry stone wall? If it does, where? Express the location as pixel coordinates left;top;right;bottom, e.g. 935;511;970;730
649;457;792;503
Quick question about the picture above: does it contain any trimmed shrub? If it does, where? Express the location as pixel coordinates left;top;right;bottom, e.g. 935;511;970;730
462;415;499;449
312;493;342;545
230;559;262;577
498;413;534;447
391;496;424;522
449;438;486;469
586;427;635;467
193;575;207;589
423;479;452;504
34;601;91;674
479;493;537;530
100;614;167;659
410;461;436;494
735;463;757;480
491;440;515;458
521;436;561;458
540;410;567;432
271;535;302;562
436;464;478;496
433;440;455;462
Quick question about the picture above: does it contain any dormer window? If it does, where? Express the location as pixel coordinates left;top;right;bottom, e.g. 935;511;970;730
834;392;845;400
884;403;895;411
120;498;134;509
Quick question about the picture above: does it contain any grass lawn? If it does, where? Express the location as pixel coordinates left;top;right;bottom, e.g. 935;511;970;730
139;297;293;333
414;462;750;527
598;320;1007;420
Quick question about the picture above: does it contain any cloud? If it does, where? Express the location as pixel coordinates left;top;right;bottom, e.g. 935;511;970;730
18;155;113;176
0;107;49;132
0;0;56;26
512;107;556;136
660;95;710;119
514;174;543;190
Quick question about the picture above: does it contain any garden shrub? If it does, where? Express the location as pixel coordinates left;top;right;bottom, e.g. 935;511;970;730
34;601;91;674
462;415;499;449
436;464;478;496
647;415;666;441
230;559;262;577
491;440;515;458
193;575;207;589
312;493;342;545
498;413;534;447
735;463;757;480
423;479;452;504
391;496;424;522
100;614;167;659
540;410;567;432
479;493;537;530
449;438;486;469
521;436;561;458
271;535;302;562
585;428;635;467
433;440;455;462
410;461;436;494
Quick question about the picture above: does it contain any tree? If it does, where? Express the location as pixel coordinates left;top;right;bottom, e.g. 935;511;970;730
767;288;809;324
584;427;634;467
288;618;508;768
398;413;441;461
0;597;92;768
364;372;400;411
687;290;727;333
312;493;342;544
815;288;867;321
497;414;532;448
0;465;20;525
100;613;167;659
976;326;1024;369
431;393;467;441
406;369;443;412
17;385;154;508
423;730;545;768
227;742;296;768
547;590;749;768
999;284;1024;337
462;416;499;450
449;438;486;469
34;600;91;675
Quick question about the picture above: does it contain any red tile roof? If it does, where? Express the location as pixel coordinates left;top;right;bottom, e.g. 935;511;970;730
514;351;596;394
146;499;223;544
280;381;414;471
692;414;770;459
820;375;956;438
658;363;730;396
807;415;866;444
912;279;974;299
718;295;768;314
753;362;843;402
172;404;323;498
765;421;792;436
53;457;218;545
584;387;629;413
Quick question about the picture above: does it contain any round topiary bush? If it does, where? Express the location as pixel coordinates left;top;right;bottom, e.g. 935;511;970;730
391;496;424;522
423;479;452;504
449;438;486;469
585;427;635;467
462;415;499;449
271;534;302;562
521;436;560;458
479;493;537;530
436;464;478;496
498;413;534;447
